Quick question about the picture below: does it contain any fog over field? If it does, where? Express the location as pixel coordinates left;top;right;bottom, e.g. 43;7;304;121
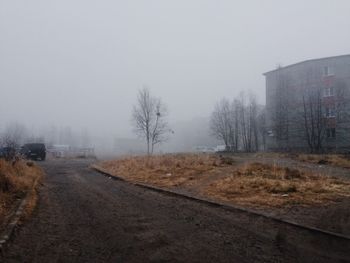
1;0;350;155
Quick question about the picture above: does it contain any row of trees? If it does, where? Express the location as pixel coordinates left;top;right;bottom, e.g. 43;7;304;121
8;82;345;156
210;93;266;152
0;123;29;149
0;123;92;150
131;89;268;154
2;88;170;157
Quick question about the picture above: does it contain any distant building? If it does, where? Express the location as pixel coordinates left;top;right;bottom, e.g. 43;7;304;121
47;145;95;158
264;54;350;152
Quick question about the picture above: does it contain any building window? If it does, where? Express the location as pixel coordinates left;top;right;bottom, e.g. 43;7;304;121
324;86;334;97
325;107;336;117
324;66;333;76
326;128;336;138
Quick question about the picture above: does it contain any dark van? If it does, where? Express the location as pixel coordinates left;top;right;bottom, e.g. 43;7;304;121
21;143;46;161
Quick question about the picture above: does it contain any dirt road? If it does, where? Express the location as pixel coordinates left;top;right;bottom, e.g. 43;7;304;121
2;159;349;263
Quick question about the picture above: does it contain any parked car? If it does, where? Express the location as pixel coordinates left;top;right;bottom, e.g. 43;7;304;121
193;146;215;153
215;145;227;152
20;143;46;161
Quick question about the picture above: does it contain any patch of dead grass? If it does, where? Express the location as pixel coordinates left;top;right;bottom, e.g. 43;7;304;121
296;154;350;168
98;154;231;188
0;159;44;223
204;162;350;207
98;154;350;208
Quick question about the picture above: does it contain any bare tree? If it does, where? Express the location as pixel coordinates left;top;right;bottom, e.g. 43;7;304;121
333;81;350;148
257;107;267;151
237;93;247;151
249;95;260;152
211;93;263;153
300;76;350;153
334;81;348;120
237;92;257;152
299;67;332;153
237;93;260;152
132;87;171;155
210;89;267;153
1;122;27;149
231;99;240;151
1;123;28;160
210;98;233;151
273;67;291;151
301;85;325;152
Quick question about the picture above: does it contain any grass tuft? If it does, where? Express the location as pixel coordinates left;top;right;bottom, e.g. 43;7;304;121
99;154;227;188
0;159;43;222
205;162;350;207
296;154;350;168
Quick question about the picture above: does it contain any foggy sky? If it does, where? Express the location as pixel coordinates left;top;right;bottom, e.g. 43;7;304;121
1;0;350;138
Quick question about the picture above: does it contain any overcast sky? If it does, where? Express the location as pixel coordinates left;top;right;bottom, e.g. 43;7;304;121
1;0;349;137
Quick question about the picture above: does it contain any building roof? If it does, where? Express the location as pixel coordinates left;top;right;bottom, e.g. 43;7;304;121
263;54;350;76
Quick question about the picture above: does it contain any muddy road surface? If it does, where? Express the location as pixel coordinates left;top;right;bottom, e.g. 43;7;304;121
3;159;349;263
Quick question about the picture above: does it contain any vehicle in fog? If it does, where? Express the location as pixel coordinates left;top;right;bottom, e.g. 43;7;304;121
214;145;227;152
193;146;215;153
47;144;71;158
20;143;46;161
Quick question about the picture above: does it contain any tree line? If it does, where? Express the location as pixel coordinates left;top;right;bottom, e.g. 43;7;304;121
0;123;92;150
209;93;266;152
131;88;268;154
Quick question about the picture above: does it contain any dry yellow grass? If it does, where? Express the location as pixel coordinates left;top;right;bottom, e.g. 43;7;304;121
98;154;350;208
296;154;350;168
99;154;232;188
0;159;44;222
204;162;350;207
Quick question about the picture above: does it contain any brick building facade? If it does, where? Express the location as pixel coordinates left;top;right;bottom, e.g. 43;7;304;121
264;55;350;152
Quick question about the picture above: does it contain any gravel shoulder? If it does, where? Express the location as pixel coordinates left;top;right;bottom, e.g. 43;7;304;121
2;159;349;263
